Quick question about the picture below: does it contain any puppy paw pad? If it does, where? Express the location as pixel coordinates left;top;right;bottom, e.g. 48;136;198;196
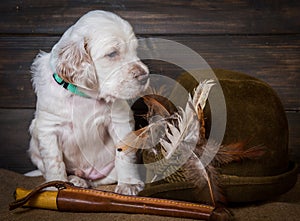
68;175;89;188
115;183;144;195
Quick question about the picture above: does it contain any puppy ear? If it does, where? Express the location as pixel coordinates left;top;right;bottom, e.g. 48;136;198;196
55;38;98;90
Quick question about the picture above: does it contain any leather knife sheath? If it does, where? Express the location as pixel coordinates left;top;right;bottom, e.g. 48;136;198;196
9;181;229;221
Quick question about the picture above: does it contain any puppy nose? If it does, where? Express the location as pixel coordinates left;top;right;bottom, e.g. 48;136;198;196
132;65;149;84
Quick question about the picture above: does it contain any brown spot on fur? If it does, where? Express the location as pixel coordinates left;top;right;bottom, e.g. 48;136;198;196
56;39;98;89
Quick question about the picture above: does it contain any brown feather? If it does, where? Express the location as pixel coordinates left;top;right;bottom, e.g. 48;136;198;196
143;95;172;119
212;142;266;166
182;152;227;206
206;164;227;206
116;122;165;152
142;94;177;123
197;106;207;146
185;141;227;205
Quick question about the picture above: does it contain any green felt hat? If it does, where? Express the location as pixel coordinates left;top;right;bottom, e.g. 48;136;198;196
139;69;298;203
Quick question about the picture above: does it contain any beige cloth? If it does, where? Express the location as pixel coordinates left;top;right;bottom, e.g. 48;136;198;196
1;169;299;221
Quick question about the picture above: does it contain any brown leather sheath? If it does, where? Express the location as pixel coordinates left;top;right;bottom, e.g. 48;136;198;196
57;183;214;220
10;181;230;221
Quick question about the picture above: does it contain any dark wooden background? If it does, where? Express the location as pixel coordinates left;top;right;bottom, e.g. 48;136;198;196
0;0;299;173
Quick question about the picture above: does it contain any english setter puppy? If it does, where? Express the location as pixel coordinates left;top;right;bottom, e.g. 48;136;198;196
28;10;149;195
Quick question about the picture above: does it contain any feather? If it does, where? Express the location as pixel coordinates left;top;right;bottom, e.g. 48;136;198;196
156;80;220;205
150;145;187;183
142;86;176;123
192;79;215;111
153;99;199;183
210;141;266;166
143;95;172;121
159;104;199;160
198;107;206;143
182;153;208;192
141;94;176;149
182;151;226;206
143;80;214;158
179;80;228;206
205;164;227;206
190;80;215;142
116;121;166;152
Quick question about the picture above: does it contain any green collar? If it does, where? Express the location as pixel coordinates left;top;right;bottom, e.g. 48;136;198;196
53;73;91;98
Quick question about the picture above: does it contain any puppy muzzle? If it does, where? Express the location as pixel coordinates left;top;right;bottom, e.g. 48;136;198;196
132;64;149;85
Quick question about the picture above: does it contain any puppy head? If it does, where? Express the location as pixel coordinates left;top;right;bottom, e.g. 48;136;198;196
51;10;149;100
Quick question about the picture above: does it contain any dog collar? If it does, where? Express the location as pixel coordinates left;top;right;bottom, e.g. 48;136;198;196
53;73;91;98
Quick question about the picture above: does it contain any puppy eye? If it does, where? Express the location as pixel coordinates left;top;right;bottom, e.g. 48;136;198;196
106;51;118;58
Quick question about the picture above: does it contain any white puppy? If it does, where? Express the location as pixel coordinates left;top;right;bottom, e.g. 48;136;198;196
28;10;149;195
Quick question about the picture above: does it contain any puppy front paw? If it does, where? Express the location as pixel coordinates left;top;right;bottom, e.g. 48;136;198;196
68;175;89;188
115;182;144;195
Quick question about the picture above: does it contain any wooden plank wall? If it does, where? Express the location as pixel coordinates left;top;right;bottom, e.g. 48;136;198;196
0;0;299;173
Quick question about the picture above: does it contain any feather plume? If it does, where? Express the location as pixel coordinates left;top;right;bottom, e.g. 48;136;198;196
192;79;215;111
116;121;166;152
160;104;199;160
158;80;220;205
212;142;266;166
190;80;215;142
143;95;173;121
122;79;265;208
181;139;227;205
142;86;176;123
187;141;226;205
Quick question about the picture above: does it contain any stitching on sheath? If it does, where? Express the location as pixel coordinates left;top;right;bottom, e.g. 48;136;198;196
64;188;213;210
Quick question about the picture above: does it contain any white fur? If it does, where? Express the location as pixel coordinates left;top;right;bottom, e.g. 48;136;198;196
28;10;149;195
